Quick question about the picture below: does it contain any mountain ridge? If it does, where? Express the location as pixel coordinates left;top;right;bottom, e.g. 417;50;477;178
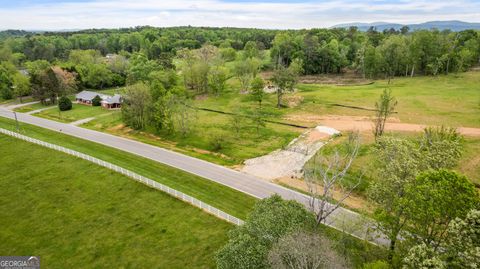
332;20;480;31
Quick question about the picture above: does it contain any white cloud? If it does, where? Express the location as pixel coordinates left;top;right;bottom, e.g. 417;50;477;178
0;0;479;30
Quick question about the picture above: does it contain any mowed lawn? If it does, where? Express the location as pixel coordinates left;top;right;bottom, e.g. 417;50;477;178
293;71;480;128
0;134;233;268
0;117;257;219
34;103;113;123
13;102;55;113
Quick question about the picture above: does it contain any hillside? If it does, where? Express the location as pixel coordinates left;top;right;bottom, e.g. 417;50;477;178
332;20;480;31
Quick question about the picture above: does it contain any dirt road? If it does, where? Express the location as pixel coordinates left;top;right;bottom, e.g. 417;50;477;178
286;115;480;137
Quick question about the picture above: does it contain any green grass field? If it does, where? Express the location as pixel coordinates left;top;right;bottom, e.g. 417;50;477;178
33;103;114;123
292;71;480;128
0;134;233;268
0;117;257;219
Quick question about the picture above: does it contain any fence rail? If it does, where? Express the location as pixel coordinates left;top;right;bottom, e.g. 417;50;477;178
0;127;244;226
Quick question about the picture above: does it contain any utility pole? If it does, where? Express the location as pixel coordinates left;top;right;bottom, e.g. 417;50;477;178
13;111;19;132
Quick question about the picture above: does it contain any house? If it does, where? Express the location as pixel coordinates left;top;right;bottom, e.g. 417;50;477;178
75;90;122;109
101;94;122;109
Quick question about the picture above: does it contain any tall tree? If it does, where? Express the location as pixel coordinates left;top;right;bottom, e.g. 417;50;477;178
373;88;397;141
304;132;361;226
271;59;301;108
405;170;479;248
121;83;152;130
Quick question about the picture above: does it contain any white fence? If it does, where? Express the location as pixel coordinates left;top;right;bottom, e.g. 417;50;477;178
0;127;244;226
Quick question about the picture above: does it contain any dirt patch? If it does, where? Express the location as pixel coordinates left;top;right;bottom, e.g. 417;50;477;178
275;177;372;212
296;70;373;85
285;114;480;137
283;94;304;108
108;124;127;132
241;126;338;180
194;94;209;100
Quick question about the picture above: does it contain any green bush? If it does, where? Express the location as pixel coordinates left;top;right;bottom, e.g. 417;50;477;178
58;96;72;111
92;95;102;106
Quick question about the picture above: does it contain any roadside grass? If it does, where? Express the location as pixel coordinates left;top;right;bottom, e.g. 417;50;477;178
0;134;232;268
82;104;300;166
0;96;34;105
292;71;480;128
34;103;113;123
13;102;54;113
0;117;257;219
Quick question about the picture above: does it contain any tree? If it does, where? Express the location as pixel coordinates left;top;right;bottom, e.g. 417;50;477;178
373;88;397;141
215;195;315;269
420;126;463;170
403;209;480;269
402;243;446;269
32;68;58;104
442;209;480;269
250;76;265;107
58;96;72;111
0;62;14;99
92;95;102;106
271;59;301;108
208;65;229;96
368;137;422;261
304;132;361;226
126;52;158;84
405;170;479;248
51;66;77;96
234;57;261;92
268;230;350;269
243;41;260;59
121;83;152;130
250;107;266;134
170;96;196;137
229;113;246;137
12;73;31;103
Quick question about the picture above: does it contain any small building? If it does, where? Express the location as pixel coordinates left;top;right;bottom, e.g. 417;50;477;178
101;94;122;109
75;90;122;109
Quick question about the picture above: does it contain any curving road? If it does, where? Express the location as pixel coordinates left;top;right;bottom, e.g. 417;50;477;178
0;107;388;246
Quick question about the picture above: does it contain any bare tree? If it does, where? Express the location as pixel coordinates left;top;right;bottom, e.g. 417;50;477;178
304;132;362;226
373;88;397;141
268;230;350;269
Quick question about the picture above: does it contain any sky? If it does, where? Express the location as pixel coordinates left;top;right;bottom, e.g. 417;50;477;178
0;0;479;30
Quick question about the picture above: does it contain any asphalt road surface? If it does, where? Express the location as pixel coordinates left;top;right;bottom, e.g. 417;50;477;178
0;107;388;246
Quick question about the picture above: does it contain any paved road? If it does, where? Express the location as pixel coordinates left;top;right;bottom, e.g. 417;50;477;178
0;107;387;245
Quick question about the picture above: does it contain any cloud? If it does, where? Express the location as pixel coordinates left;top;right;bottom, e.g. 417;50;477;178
0;0;479;30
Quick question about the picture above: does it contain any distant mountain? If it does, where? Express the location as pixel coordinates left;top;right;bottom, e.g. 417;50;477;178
332;20;480;32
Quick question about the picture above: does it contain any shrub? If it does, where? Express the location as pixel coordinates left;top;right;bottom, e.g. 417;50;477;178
209;135;225;152
58;96;72;111
92;95;102;106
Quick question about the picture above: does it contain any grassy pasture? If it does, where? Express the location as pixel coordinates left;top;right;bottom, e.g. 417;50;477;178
0;117;257;219
291;71;480;128
0;134;233;268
